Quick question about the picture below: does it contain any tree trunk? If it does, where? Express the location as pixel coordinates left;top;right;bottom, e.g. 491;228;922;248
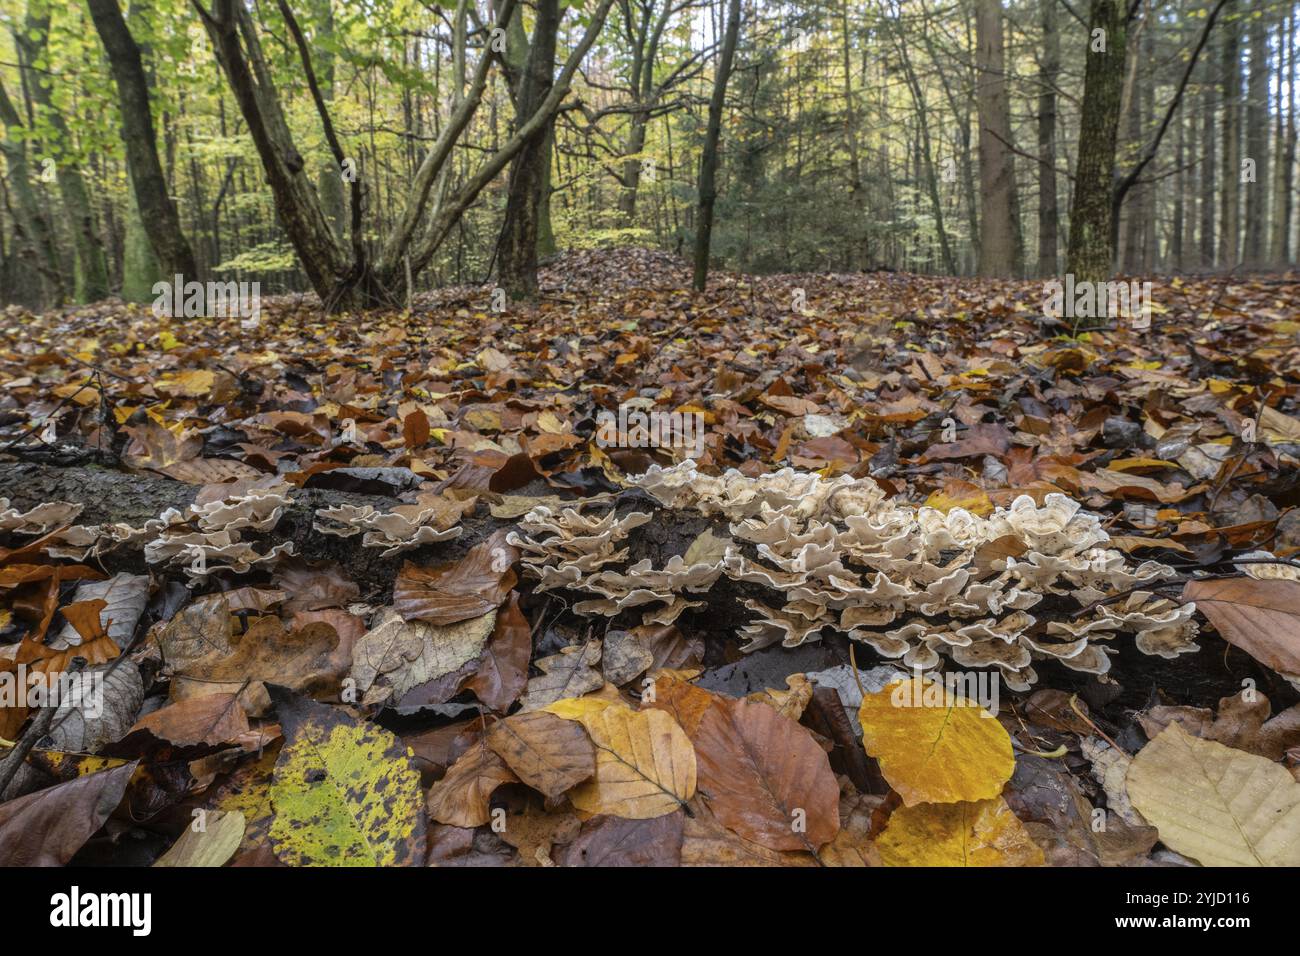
1243;7;1269;267
17;5;111;302
0;79;63;304
1066;0;1127;283
1283;4;1298;266
313;0;347;245
893;32;956;275
86;0;198;281
499;0;560;301
1199;52;1217;269
692;0;742;292
974;0;1017;277
1219;8;1241;269
1036;0;1060;277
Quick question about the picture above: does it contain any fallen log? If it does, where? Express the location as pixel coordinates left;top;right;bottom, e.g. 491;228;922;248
0;460;1292;715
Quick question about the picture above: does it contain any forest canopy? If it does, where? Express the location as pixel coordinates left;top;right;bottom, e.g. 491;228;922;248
0;0;1295;310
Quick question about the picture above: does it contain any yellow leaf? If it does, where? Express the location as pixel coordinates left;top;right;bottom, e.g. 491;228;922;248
154;810;245;867
858;678;1014;805
547;700;696;819
158;369;215;397
1126;722;1300;866
268;691;426;866
923;482;994;517
544;695;620;723
1105;457;1177;472
876;798;1044;866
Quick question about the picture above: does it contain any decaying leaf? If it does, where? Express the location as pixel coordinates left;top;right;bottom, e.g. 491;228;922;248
545;699;696;819
350;608;496;707
693;697;839;850
426;740;520;828
155;810;246;867
519;640;604;711
485;710;596;799
1125;722;1300;867
393;530;518;625
0;761;137;865
268;689;426;866
1182;577;1300;678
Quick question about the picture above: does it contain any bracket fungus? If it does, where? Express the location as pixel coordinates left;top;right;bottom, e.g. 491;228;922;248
515;461;1202;689
313;492;473;557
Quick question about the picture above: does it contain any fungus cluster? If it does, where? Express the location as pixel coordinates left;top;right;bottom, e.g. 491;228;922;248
513;461;1201;689
314;492;473;556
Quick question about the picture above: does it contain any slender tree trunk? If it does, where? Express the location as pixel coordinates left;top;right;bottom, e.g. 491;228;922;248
121;3;164;301
1219;8;1241;269
499;0;560;301
87;0;198;281
1172;85;1186;269
0;79;62;304
17;5;110;302
1199;48;1217;269
692;0;741;291
313;0;346;244
1268;5;1293;266
1066;0;1127;283
1037;0;1060;277
1243;7;1269;267
1284;4;1298;265
974;0;1017;277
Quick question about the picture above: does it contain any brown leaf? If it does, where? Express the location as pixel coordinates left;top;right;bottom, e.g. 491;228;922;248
403;409;431;449
557;812;685;867
1183;577;1300;675
171;615;344;715
485;711;596;799
121;693;251;750
426;740;519;827
274;561;361;614
0;761;137;865
693;697;840;851
680;797;816;866
393;530;518;625
642;671;719;737
465;594;531;712
519;640;604;711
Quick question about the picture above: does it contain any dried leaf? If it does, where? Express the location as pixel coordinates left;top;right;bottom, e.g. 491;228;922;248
1126;722;1300;866
485;710;595;799
693;697;839;850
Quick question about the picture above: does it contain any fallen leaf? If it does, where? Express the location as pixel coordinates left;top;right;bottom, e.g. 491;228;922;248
268;689;426;866
1125;722;1300;866
426;740;519;828
858;678;1014;805
154;809;245;867
0;761;137;865
485;710;596;799
1182;577;1300;676
693;697;839;850
546;700;695;819
876;797;1044;866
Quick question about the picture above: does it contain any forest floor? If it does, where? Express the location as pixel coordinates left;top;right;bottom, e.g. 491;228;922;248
1;248;1299;867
